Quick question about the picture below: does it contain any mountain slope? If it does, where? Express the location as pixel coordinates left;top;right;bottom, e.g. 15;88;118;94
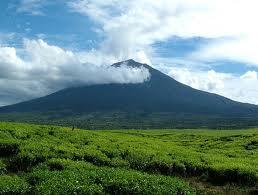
0;59;258;128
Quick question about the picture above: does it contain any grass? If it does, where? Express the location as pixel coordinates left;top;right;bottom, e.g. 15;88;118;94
0;122;257;194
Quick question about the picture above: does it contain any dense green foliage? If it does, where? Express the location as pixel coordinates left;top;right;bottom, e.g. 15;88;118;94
0;122;257;194
0;175;29;194
29;159;193;194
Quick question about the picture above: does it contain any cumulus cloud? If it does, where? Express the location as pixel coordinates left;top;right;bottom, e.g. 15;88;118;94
14;0;258;66
0;39;150;105
191;37;258;66
169;68;258;105
241;71;258;81
68;0;258;65
169;68;226;92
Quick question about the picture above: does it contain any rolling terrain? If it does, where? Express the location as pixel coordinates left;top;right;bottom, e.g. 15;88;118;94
0;122;257;194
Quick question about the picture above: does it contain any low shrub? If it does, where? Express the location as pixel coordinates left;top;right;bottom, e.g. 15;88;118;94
208;167;257;185
0;161;6;175
0;175;30;194
0;140;19;157
7;154;45;172
28;159;195;195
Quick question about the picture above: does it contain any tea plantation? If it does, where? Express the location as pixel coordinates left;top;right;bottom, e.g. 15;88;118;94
0;122;257;194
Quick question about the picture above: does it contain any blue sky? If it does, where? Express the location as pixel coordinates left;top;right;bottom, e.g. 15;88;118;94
0;0;258;105
0;0;98;49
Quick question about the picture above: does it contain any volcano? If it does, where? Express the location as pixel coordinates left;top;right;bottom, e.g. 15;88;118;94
1;59;258;129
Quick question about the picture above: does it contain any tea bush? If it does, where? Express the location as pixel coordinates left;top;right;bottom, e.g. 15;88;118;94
0;140;19;157
0;122;257;194
0;160;6;175
28;159;194;194
0;175;30;194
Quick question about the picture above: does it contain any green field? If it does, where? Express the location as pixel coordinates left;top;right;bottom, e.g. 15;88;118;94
0;122;257;194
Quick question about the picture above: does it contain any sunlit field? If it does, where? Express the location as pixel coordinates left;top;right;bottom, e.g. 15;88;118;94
0;122;257;194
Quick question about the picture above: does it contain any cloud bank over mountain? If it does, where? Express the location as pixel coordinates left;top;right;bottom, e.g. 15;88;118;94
169;68;258;105
0;39;150;106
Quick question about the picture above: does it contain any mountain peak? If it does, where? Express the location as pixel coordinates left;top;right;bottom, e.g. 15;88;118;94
112;59;149;69
124;59;137;64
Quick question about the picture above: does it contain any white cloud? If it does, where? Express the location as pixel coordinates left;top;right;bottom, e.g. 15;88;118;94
68;0;258;66
169;68;226;92
169;68;258;105
0;39;150;106
16;0;258;66
191;36;258;66
241;71;258;81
